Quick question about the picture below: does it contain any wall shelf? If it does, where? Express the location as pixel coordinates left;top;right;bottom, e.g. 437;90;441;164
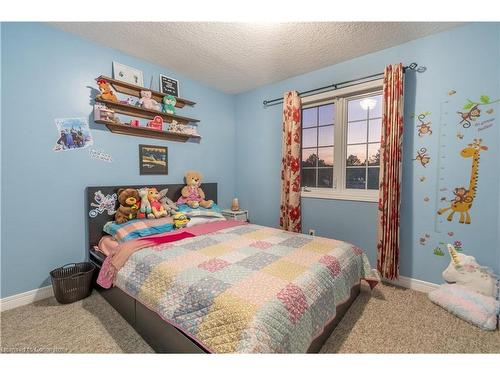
95;98;200;125
95;120;201;143
97;75;196;108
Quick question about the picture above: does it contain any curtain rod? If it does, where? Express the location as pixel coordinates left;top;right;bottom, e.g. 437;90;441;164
262;62;425;107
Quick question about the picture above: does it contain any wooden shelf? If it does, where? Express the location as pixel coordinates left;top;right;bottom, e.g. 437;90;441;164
97;75;196;108
95;98;200;125
95;120;201;143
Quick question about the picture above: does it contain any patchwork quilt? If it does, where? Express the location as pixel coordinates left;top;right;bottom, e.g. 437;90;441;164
115;223;378;353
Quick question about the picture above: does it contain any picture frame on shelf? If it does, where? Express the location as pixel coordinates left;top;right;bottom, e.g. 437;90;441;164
139;144;168;175
159;75;179;97
113;62;144;87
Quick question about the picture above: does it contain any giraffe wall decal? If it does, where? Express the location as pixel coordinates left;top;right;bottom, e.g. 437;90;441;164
437;139;488;224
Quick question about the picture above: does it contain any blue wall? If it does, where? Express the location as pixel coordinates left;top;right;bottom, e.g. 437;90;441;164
234;23;500;284
0;23;236;298
2;22;500;298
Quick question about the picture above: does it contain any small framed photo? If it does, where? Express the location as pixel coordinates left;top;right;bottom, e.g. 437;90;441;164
113;62;144;86
139;145;168;175
159;75;179;97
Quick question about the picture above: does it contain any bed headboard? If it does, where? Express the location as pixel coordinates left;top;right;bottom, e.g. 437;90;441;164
86;183;217;250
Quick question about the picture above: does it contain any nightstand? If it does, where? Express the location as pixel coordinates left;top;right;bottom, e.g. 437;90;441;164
221;209;249;222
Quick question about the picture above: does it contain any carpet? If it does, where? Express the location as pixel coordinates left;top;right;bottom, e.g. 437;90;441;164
1;283;499;353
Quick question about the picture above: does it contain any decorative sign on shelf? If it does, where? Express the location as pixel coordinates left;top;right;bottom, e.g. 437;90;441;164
159;75;179;97
113;61;144;86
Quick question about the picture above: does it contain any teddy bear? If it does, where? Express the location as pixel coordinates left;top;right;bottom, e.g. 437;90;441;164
96;79;118;102
158;188;179;216
139;90;161;111
147;188;168;218
177;171;214;209
162;95;177;115
114;188;140;224
137;187;155;219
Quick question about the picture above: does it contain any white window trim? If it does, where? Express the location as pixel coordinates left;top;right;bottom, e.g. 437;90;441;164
300;79;383;203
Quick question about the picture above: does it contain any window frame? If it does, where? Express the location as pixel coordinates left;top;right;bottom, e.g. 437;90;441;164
300;79;383;203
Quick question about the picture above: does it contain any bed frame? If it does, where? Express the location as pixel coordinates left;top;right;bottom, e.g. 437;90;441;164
86;184;360;353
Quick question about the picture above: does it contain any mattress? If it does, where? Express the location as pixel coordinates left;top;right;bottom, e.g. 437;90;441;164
114;223;377;353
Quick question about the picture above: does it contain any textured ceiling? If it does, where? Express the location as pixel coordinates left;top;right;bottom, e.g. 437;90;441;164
51;22;461;94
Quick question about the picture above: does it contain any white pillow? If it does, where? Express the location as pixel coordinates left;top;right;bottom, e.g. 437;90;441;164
428;283;499;331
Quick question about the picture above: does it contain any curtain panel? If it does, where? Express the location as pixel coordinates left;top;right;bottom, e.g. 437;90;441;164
377;63;404;279
279;91;302;232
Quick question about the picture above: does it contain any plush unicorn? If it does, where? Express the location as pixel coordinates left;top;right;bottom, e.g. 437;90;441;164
443;244;497;297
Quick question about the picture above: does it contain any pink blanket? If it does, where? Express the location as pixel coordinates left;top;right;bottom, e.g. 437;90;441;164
97;220;247;288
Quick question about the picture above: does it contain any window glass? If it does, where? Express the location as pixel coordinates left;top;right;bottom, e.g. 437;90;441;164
368;118;382;143
302;107;317;128
345;93;381;190
367;168;380;190
301;168;316;188
302;149;317;168
318;125;334;146
346;144;367;166
301;103;334;188
318;168;334;188
318;104;334;126
347;121;367;144
346;168;367;189
302;128;317;148
318;147;334;167
367;143;380;166
348;98;368;122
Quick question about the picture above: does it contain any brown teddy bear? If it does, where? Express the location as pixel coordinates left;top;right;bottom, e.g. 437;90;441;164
114;188;140;224
177;171;213;209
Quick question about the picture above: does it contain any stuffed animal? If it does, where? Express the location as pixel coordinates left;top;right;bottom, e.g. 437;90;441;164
158;188;179;215
147;116;164;130
139;90;161;111
162;95;177;115
177;171;214;209
147;188;168;218
172;212;190;229
120;96;138;106
114;188;140;224
168;120;185;133
137;187;154;219
96;79;118;102
443;244;497;297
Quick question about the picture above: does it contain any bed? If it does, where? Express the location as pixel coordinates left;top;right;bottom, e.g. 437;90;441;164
87;184;377;353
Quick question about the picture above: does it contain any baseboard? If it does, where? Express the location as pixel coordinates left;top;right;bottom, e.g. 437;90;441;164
0;285;54;312
384;275;439;293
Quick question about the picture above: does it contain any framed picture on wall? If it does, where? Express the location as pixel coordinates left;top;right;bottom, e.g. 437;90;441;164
113;61;144;86
159;75;179;97
139;145;168;175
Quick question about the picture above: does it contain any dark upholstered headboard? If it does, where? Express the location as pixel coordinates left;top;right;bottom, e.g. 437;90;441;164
86;183;217;250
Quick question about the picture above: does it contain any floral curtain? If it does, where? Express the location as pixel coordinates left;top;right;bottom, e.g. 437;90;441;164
377;63;404;280
280;91;302;232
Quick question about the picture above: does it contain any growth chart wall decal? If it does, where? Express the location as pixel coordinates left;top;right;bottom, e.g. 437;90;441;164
437;139;488;224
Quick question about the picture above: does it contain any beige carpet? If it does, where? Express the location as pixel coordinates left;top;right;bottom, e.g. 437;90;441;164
1;283;499;353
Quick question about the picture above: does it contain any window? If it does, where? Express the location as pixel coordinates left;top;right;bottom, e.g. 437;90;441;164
300;80;382;202
301;104;334;188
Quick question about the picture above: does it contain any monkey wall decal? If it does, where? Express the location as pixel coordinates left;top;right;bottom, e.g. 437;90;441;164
457;104;481;128
415;113;433;137
413;147;431;168
451;187;472;204
457;95;499;128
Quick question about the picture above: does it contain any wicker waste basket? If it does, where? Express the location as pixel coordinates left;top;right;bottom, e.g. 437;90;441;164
50;262;95;304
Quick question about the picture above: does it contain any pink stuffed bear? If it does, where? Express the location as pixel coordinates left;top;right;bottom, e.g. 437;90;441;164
177;171;213;209
139;90;161;111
